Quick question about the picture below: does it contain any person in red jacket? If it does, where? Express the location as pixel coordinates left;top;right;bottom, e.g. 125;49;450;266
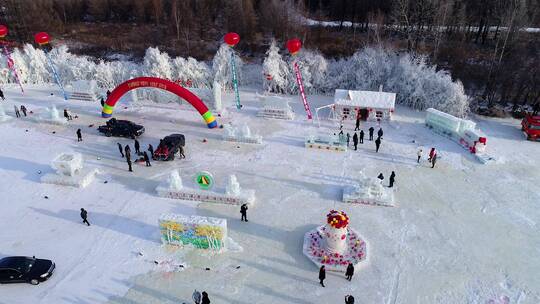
428;148;436;162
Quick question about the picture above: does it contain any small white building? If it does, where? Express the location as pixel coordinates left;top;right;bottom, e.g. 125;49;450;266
332;89;396;121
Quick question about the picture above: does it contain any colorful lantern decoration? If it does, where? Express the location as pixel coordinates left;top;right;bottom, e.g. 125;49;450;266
286;38;312;120
224;32;242;110
0;25;24;94
34;32;67;100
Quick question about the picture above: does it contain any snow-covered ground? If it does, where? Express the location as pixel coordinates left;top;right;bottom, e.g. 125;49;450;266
1;85;539;304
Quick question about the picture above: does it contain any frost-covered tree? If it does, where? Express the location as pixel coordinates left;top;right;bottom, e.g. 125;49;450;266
13;44;51;84
212;43;243;90
51;46;96;85
143;47;172;80
291;50;328;94
262;40;290;93
171;56;212;89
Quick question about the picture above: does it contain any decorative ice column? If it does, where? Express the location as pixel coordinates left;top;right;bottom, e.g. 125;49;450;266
168;170;183;190
323;210;349;254
241;124;251;138
226;175;241;196
213;81;222;112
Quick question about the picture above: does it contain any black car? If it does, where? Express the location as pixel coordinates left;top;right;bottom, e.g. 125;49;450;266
98;118;145;138
153;134;185;161
0;256;55;285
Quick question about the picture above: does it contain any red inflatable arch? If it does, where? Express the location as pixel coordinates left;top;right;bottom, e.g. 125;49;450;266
101;77;217;128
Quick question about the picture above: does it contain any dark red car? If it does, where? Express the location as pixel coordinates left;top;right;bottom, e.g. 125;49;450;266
153;134;185;161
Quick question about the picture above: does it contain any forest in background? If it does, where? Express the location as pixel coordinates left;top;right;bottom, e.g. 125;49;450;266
1;0;539;114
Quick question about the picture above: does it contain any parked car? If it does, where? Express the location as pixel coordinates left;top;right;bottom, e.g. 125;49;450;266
522;114;540;141
98;118;144;138
153;134;185;161
0;256;55;285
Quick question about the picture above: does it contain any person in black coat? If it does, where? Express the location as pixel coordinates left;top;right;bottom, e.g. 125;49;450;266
0;88;4;100
378;128;383;139
64;109;72;121
201;291;210;304
355;115;360;131
76;129;82;142
368;127;374;140
125;145;131;161
359;130;364;144
345;263;354;281
117;143;124;158
319;265;326;287
80;208;90;226
346;133;350;147
352;132;358;151
20;105;27;116
345;295;355;304
375;137;381;152
100;98;105;107
134;139;141;155
377;173;384;183
240;204;248;222
148;144;154;159
127;158;133;172
389;171;396;187
143;151;151;167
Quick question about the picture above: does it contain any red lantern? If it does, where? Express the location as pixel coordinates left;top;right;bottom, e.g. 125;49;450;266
34;32;50;45
224;32;240;47
286;38;302;55
0;25;8;39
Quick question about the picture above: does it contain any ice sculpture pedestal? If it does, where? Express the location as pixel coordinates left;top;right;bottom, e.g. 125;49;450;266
342;173;395;207
40;153;98;188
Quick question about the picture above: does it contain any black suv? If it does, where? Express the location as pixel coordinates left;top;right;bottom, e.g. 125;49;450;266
98;118;145;138
0;256;55;285
153;134;185;161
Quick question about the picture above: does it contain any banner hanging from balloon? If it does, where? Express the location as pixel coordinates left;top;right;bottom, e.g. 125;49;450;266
224;32;241;110
0;25;24;94
34;32;68;100
287;39;312;120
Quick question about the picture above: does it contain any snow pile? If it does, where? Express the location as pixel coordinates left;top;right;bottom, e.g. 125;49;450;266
305;133;347;152
222;123;262;144
342;172;395;207
0;104;12;122
34;105;68;125
256;95;295;120
156;171;256;206
41;152;98;188
159;213;228;252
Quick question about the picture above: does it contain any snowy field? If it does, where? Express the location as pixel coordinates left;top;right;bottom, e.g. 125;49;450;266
1;85;539;304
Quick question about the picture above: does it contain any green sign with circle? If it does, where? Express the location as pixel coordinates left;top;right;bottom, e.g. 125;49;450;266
195;171;214;190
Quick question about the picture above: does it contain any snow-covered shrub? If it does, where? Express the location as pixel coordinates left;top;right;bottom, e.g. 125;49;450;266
171;56;212;89
212;43;243;90
289;49;328;94
262;40;290;93
143;47;172;80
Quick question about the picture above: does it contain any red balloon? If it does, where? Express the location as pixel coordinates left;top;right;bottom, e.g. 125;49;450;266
0;25;8;38
286;38;302;55
34;32;50;45
224;32;240;46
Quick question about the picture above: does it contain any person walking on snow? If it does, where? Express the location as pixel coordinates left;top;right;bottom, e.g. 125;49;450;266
192;289;202;304
63;109;72;121
375;136;381;153
127;158;133;172
377;173;384;183
14;105;20;118
368;127;374;140
319;265;326;287
345;263;354;281
417;148;423;163
431;153;438;168
125;145;131;161
134;139;141;155
201;291;210;304
346;133;350;147
240;203;248;222
148;144;154;159
20;105;27;117
143;151;151;167
389;171;396;188
428;148;436;162
0;88;4;100
359;130;364;144
76;129;82;142
355;115;360;131
117;143;124;158
345;295;355;304
352;132;358;151
378;127;384;139
80;208;90;226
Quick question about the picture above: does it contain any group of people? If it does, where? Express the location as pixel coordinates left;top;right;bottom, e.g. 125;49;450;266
13;105;28;118
417;147;438;168
377;171;396;187
319;264;356;303
343;125;384;153
191;290;211;304
118;139;153;172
